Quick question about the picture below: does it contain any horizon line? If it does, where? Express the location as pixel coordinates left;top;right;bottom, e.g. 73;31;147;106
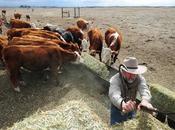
0;5;175;8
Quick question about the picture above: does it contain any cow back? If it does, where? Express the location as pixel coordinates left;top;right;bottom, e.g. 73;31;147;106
10;19;31;28
88;28;103;51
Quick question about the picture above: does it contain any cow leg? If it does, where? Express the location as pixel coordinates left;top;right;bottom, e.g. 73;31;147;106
50;64;60;84
113;54;118;64
51;69;59;85
57;65;62;74
111;55;114;65
8;69;21;92
5;62;21;92
99;52;102;62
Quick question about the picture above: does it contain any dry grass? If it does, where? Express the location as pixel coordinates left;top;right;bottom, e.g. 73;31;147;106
7;100;109;130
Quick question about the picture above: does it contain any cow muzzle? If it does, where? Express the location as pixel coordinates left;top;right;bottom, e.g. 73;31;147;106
73;51;84;64
89;50;96;56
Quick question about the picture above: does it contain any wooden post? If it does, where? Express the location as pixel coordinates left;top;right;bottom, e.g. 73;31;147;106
74;7;80;18
74;8;76;18
78;7;80;17
61;8;70;18
61;8;63;18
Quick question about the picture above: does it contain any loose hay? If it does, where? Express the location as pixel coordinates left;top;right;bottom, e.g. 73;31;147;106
7;100;172;130
7;100;109;130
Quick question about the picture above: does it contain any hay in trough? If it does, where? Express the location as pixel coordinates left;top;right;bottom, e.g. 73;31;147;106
81;52;110;80
150;84;175;114
112;111;171;130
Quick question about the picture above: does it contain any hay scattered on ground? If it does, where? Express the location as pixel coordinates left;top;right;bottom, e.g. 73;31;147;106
7;100;172;130
7;100;109;130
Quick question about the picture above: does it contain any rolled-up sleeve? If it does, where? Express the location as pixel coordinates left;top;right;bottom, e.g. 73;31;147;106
109;74;123;109
138;75;152;102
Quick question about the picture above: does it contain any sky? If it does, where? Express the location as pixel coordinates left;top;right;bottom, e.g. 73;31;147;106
0;0;175;7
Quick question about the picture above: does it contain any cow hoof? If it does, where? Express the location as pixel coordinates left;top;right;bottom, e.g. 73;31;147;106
57;71;62;74
46;75;50;80
14;87;21;92
20;81;26;86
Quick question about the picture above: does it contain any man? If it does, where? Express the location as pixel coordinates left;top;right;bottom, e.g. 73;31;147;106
109;57;153;125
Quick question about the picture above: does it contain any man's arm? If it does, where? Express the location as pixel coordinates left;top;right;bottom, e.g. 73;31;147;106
138;75;153;109
138;75;152;101
109;74;123;109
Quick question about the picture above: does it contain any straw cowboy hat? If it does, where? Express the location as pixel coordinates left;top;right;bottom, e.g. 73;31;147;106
121;57;147;74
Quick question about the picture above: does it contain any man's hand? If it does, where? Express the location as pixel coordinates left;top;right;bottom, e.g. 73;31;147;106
137;99;153;110
122;100;136;113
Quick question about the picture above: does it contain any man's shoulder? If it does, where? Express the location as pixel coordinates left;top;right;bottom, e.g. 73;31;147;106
138;74;146;81
110;73;120;83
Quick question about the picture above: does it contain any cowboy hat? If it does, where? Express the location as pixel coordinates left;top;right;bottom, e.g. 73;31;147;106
121;57;147;74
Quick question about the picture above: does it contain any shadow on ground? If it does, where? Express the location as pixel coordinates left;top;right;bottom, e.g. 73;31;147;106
0;63;110;129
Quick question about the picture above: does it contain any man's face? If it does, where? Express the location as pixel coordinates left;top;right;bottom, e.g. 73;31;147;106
122;71;137;83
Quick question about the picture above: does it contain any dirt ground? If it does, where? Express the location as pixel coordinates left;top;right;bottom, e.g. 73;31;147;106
0;7;175;129
1;7;175;90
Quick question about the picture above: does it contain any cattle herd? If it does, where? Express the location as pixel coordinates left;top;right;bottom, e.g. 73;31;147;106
0;12;122;92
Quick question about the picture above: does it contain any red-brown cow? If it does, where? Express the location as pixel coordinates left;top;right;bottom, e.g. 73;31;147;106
9;35;81;54
66;26;84;50
14;13;22;19
87;28;103;61
10;19;31;28
0;35;8;63
76;18;89;31
105;27;122;64
7;28;62;40
2;45;81;92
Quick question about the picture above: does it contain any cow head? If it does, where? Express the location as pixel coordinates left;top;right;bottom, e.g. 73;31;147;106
89;49;96;57
101;47;112;65
66;27;84;50
75;29;84;47
70;43;81;55
109;32;121;52
73;51;84;64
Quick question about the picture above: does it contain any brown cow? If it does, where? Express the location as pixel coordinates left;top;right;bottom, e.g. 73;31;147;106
87;28;103;61
66;26;84;50
9;19;31;28
2;10;6;15
76;18;89;31
7;28;62;40
26;15;30;21
14;13;21;19
0;35;8;63
105;27;122;64
2;45;81;92
9;36;81;54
